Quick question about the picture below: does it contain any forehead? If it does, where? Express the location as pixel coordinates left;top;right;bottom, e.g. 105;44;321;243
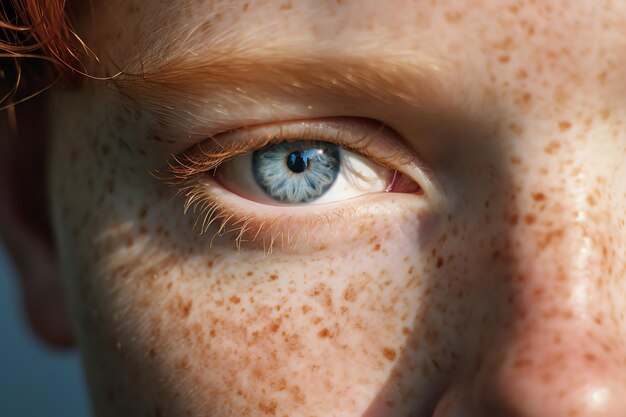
84;0;626;89
86;0;626;54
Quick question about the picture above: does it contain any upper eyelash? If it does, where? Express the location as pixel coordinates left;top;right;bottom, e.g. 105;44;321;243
165;118;410;183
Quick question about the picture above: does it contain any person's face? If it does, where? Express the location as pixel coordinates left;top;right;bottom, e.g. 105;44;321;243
44;1;625;416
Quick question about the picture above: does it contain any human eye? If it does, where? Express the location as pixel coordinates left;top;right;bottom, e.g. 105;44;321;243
168;118;433;252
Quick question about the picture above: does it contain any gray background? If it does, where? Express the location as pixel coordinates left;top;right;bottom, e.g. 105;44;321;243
0;241;90;417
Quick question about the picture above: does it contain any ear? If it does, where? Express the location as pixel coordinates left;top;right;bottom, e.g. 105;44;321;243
0;98;74;349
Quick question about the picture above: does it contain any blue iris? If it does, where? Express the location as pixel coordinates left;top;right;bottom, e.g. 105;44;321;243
252;140;341;203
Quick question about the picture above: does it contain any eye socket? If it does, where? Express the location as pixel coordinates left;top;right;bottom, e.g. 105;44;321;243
167;118;431;251
215;139;403;205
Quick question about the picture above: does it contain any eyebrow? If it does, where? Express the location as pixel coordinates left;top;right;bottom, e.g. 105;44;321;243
112;45;449;129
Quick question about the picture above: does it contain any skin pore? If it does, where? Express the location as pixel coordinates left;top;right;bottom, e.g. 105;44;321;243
16;0;626;416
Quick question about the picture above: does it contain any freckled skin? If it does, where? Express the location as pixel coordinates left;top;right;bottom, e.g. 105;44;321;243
46;1;626;416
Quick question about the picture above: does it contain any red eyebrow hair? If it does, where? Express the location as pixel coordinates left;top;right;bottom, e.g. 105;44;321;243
112;44;448;130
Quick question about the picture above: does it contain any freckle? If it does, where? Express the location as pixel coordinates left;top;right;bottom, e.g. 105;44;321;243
510;156;522;165
513;358;533;368
600;108;611;120
558;121;572;131
269;274;278;281
499;55;511;64
444;10;463;23
552;83;571;104
246;271;253;276
402;327;410;335
373;243;381;251
584;352;597;362
317;328;330;338
343;285;357;302
523;214;537;225
587;195;596;206
382;347;397;361
242;2;249;12
210;329;216;337
176;357;191;371
271;378;287;392
290;385;306;404
532;192;546;202
516;69;528;80
269;321;281;332
544;141;561;154
181;299;193;318
436;257;444;268
229;295;240;304
508;123;523;135
258;399;277;415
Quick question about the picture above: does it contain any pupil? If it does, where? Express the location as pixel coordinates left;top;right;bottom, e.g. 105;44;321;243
287;151;309;173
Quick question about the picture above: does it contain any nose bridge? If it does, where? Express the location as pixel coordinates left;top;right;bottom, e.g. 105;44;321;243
506;142;618;333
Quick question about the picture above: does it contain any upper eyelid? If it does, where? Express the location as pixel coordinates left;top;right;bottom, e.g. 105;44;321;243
166;117;434;195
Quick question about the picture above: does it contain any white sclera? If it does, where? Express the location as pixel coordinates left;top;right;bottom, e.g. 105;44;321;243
215;147;393;206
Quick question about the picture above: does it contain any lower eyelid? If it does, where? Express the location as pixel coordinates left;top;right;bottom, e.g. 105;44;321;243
180;174;428;253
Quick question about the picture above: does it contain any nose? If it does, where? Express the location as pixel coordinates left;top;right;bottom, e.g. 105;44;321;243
432;181;626;417
433;347;626;417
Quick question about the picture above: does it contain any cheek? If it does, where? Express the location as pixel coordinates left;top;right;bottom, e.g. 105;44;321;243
76;212;447;416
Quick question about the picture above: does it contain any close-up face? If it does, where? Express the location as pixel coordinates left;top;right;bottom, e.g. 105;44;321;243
4;0;626;416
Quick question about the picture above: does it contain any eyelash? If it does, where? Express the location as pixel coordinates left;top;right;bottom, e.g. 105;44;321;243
164;118;423;252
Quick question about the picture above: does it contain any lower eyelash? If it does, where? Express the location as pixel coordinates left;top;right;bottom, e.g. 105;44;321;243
177;177;353;254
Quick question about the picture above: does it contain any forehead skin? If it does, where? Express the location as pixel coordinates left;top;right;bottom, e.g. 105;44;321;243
47;1;626;417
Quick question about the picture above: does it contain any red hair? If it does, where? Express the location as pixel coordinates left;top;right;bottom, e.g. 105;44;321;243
0;0;86;106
